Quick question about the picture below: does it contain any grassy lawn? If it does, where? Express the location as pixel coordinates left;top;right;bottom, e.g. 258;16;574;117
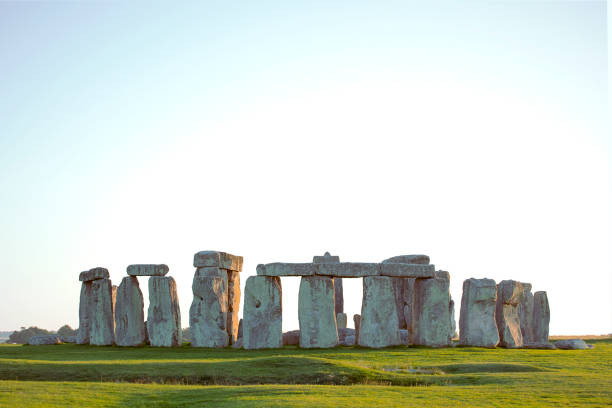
0;339;610;407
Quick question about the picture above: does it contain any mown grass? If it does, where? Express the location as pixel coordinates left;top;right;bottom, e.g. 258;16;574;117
0;339;610;407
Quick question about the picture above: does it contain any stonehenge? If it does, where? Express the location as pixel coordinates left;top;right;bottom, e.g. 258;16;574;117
74;251;552;351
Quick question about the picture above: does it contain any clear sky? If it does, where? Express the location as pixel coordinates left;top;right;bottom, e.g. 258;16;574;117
0;1;609;335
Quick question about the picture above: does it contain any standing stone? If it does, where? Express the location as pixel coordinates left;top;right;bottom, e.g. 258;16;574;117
449;296;456;340
391;278;413;330
114;276;145;346
353;314;361;343
227;271;241;344
299;276;338;348
412;272;452;347
313;252;343;314
77;281;93;344
532;291;550;344
496;280;525;348
336;313;347;329
518;283;534;344
358;276;401;348
190;275;229;347
147;276;182;347
459;278;499;347
90;278;115;346
243;276;282;349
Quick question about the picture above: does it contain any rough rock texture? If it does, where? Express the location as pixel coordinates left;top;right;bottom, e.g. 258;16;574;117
114;276;145;346
399;329;410;345
336;313;347;329
496;280;525;348
353;314;361;343
379;263;435;278
391;278;412;330
298;276;338;348
29;335;62;345
532;291;550;344
358;276;401;348
147;276;182;347
518;283;534;344
459;278;499;347
341;335;356;346
317;263;379;277
312;252;340;264
231;337;243;349
449;296;456;340
238;318;243;339
283;330;300;346
227;271;241;344
90;278;115;346
412;273;452;347
195;267;228;278
61;335;76;343
338;328;356;343
333;278;344;314
127;264;169;276
382;255;430;265
257;263;317;276
77;281;93;344
79;267;109;282
194;251;243;271
243;276;282;349
554;339;589;350
190;276;228;347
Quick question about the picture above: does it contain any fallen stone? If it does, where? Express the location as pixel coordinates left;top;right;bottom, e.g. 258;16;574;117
28;335;62;345
312;252;340;264
127;264;169;276
379;263;435;278
336;313;347;329
340;335;356;346
532;291;550;344
382;255;430;265
77;281;93;344
518;283;534;344
193;251;243;271
338;328;356;342
190;275;228;348
523;342;555;349
90;278;115;346
459;278;499;347
496;280;525;348
256;263;317;276
227;271;241;345
195;267;228;278
399;329;410;345
114;276;145;346
412;274;452;347
243;276;283;349
317;263;379;277
298;276;338;348
358;276;401;348
554;339;589;350
147;276;182;347
353;314;361;343
61;335;76;343
283;330;300;346
79;267;109;282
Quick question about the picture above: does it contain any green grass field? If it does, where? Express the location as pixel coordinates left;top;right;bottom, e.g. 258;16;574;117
1;339;610;407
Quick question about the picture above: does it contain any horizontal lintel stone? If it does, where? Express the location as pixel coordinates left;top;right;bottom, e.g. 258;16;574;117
193;251;243;271
379;263;435;278
257;263;317;276
79;267;109;282
316;263;380;277
127;264;169;276
195;267;228;278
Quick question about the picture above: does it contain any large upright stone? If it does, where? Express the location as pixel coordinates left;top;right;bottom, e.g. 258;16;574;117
77;281;93;344
532;291;550;344
336;313;347;329
353;314;361;342
496;280;525;348
313;253;343;314
391;278;413;330
358;276;401;348
518;282;534;344
190;275;229;347
90;278;115;345
449;296;456;340
459;278;499;347
114;276;145;346
194;251;243;271
243;276;282;349
298;276;338;348
412;272;452;347
147;276;182;347
227;271;241;344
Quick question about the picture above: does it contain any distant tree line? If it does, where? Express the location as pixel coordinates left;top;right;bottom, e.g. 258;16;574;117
6;325;78;344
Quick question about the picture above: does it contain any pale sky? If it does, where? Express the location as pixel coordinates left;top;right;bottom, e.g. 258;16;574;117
0;1;609;335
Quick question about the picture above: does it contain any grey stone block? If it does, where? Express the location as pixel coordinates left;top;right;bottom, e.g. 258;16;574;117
127;264;169;276
193;251;243;271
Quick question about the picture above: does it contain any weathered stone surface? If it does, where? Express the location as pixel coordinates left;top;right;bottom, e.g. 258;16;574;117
391;278;412;330
333;278;344;314
114;276;145;346
231;337;243;349
147;276;182;347
29;335;62;345
382;255;430;265
190;276;228;348
193;251;243;271
336;313;347;329
127;264;169;276
144;320;149;345
413;274;452;347
195;267;228;278
379;263;435;278
227;271;241;345
79;267;109;282
449;296;456;340
402;279;416;341
532;291;550;344
77;281;93;344
341;335;356;346
257;263;316;276
399;329;410;345
353;314;361;342
312;252;340;264
238;318;243;339
358;276;401;348
459;278;499;347
338;328;356;342
243;276;282;349
298;276;338;348
317;263;379;277
283;330;300;346
61;335;76;343
554;339;589;350
90;278;115;346
518;283;534;344
496;280;525;348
